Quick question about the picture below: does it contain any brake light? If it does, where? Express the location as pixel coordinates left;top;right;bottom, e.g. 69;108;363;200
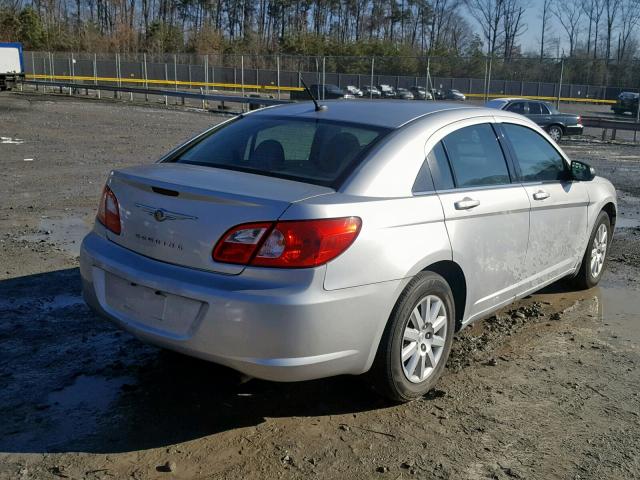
212;222;272;265
213;217;362;268
97;186;121;235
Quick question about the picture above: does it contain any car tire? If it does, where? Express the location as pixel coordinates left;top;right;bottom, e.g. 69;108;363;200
547;125;563;142
369;271;455;403
573;211;611;290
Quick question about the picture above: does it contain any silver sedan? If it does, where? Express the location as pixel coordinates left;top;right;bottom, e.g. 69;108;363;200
80;100;617;402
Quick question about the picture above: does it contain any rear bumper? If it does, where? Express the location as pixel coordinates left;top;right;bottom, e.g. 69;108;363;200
80;231;405;381
565;125;584;136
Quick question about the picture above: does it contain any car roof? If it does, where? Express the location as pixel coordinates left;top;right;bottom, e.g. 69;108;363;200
252;100;499;129
490;97;546;103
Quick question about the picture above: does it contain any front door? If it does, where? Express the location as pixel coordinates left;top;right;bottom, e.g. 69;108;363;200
499;122;589;291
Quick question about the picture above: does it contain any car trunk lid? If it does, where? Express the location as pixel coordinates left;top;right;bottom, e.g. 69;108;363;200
105;163;334;274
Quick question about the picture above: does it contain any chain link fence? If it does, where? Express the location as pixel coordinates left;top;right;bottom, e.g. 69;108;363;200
23;51;640;102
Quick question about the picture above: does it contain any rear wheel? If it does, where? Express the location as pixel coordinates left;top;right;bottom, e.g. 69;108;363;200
547;125;563;142
573;211;611;289
369;272;455;402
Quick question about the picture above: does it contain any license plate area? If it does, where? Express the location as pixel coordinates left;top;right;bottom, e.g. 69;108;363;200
102;270;204;337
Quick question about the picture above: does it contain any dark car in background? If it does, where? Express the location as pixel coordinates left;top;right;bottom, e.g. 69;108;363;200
486;98;583;142
612;92;639;115
443;89;466;101
432;89;446;100
395;88;414;100
377;84;397;98
409;86;433;100
290;84;353;100
362;85;381;98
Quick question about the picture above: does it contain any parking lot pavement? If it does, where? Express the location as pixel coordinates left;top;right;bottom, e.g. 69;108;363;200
1;93;639;480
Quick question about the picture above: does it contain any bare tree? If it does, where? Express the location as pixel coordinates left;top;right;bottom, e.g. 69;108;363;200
582;0;605;57
465;0;504;56
603;0;621;62
617;0;640;60
502;0;526;61
539;0;552;59
551;0;583;56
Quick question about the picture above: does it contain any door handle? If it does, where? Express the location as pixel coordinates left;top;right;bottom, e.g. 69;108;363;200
454;197;480;210
533;190;550;200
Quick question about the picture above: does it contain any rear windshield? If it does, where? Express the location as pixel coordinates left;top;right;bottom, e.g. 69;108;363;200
173;116;390;188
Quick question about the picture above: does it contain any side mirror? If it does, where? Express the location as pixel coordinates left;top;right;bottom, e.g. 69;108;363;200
570;160;596;181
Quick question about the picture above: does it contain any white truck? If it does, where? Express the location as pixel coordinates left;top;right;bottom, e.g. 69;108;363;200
0;42;25;91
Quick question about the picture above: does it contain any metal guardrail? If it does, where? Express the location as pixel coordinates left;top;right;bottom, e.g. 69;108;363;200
581;115;640;131
21;79;293;107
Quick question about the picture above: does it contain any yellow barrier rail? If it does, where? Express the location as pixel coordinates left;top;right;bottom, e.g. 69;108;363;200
27;73;305;92
26;73;616;104
465;92;615;105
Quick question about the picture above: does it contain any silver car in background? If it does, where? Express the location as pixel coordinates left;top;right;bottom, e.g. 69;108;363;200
80;101;616;402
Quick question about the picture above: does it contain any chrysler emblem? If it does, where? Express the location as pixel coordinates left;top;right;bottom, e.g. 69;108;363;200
135;204;198;222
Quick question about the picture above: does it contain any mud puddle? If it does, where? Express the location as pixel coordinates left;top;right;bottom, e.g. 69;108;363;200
10;375;135;452
17;214;93;257
598;286;640;343
617;217;640;229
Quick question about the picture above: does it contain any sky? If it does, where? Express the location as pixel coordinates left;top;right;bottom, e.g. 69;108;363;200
463;1;568;57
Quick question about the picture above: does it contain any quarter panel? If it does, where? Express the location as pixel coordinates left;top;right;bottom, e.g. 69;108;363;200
282;194;452;290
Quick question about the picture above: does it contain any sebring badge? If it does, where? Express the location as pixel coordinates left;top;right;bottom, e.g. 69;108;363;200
135;204;198;222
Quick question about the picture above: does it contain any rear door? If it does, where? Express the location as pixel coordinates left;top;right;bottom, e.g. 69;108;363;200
526;101;552;128
428;121;530;323
498;122;589;290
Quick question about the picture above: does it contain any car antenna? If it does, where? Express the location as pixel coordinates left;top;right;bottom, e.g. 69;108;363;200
298;73;327;112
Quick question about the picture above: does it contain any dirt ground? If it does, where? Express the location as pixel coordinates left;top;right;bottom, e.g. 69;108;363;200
1;93;639;480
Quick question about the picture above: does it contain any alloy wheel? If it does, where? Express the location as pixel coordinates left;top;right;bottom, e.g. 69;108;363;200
401;295;448;383
590;223;608;278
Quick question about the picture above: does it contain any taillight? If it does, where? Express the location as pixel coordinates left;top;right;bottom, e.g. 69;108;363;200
212;222;272;265
213;217;362;268
97;186;121;235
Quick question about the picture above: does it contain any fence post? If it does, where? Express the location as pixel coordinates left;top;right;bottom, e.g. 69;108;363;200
164;61;168;105
33;54;37;91
370;57;374;99
483;56;488;101
204;55;208;110
322;56;326;100
174;54;179;105
486;55;493;101
557;58;564;109
241;55;245;112
94;53;100;99
68;53;73;96
635;78;640;143
277;55;281;100
43;56;47;93
143;53;148;102
115;53;120;99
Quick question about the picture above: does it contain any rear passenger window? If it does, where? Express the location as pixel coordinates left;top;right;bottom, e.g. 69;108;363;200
426;142;455;191
501;124;566;182
413;142;455;193
506;102;526;114
441;124;511;188
528;102;543;115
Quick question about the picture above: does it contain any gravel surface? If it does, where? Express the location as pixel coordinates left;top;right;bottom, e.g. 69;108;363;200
1;93;639;480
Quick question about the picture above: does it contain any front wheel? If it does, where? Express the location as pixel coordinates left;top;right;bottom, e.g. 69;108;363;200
369;272;455;402
547;125;563;142
573;211;611;289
